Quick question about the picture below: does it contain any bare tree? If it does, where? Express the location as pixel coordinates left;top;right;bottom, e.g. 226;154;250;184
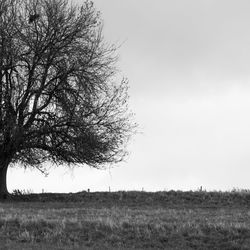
0;0;135;198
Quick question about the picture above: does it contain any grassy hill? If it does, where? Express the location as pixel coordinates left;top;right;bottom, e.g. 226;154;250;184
0;190;250;249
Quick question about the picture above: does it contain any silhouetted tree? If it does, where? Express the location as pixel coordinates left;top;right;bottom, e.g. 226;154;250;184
0;0;135;198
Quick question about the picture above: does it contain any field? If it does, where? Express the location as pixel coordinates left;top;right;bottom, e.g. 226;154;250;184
0;191;250;249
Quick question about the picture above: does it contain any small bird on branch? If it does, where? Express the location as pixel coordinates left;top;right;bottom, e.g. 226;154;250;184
29;14;40;23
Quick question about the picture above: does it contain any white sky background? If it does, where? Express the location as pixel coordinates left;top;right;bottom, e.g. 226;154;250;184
8;0;250;192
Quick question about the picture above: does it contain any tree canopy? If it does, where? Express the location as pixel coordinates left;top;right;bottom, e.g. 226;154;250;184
0;0;135;196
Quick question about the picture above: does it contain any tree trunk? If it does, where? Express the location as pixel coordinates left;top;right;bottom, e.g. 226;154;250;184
0;164;8;199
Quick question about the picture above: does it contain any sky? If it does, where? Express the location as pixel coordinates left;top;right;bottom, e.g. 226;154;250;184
7;0;250;192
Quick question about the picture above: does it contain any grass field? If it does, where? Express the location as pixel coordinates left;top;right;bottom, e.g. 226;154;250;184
0;190;250;249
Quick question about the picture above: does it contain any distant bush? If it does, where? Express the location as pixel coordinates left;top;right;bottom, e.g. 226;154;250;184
12;189;33;196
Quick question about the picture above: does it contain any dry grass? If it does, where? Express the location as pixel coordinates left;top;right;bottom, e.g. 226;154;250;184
0;191;250;249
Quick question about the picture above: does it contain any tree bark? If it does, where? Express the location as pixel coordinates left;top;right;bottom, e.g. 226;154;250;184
0;164;9;199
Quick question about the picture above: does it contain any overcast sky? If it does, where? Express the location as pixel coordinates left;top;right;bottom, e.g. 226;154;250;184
8;0;250;192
